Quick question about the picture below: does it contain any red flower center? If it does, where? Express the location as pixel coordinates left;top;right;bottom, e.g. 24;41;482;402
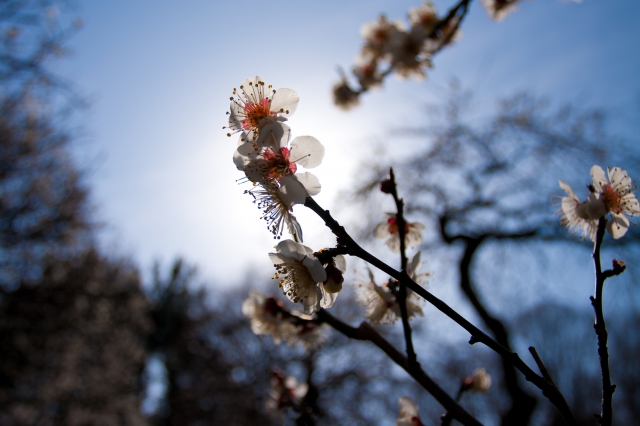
387;217;398;234
243;98;275;130
602;183;622;214
263;147;297;180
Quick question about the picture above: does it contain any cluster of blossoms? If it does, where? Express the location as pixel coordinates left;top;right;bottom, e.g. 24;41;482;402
333;0;523;109
356;251;429;324
333;1;463;109
242;291;327;350
225;79;347;321
559;165;639;241
225;76;325;242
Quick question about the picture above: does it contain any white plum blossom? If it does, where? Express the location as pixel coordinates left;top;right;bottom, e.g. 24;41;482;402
356;253;427;325
559;165;639;241
270;240;346;314
374;214;425;253
590;165;640;239
396;396;425;426
464;368;492;393
242;291;327;350
234;122;325;192
225;76;299;142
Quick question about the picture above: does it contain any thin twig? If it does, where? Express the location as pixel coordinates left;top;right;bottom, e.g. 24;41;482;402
591;218;619;425
304;196;579;425
387;167;417;366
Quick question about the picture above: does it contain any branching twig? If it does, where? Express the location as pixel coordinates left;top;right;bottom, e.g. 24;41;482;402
304;196;579;425
591;218;623;425
316;309;482;426
387;167;417;366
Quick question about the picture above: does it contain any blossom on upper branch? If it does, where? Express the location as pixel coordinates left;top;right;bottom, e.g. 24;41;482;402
270;240;346;314
408;2;438;33
374;214;425;253
361;14;405;60
225;76;299;142
396;396;425;426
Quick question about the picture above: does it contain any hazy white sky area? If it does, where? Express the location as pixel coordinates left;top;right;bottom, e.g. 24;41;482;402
60;0;640;287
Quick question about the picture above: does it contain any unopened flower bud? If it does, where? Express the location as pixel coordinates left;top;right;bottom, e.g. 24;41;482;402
379;178;393;194
612;259;626;274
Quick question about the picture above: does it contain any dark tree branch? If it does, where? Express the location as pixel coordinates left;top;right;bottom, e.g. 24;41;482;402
440;211;537;425
316;309;482;426
304;196;579;425
387;167;417;366
590;218;620;426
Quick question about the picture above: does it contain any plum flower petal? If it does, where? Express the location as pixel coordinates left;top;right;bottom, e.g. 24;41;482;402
558;179;599;242
608;212;630;239
289;172;321;197
290;136;325;169
279;176;310;206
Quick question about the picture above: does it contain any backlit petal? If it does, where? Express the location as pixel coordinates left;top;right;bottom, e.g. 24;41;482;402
290;136;325;168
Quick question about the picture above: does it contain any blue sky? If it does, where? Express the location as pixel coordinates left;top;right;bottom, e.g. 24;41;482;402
60;0;640;285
